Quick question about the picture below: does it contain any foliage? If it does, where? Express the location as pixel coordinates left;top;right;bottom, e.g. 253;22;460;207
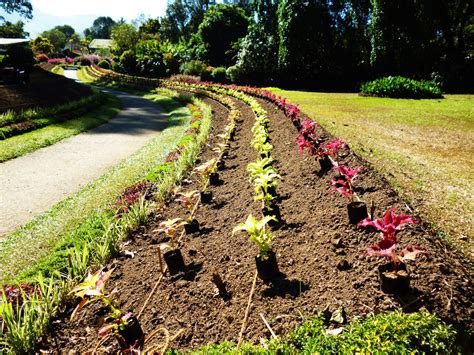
360;76;443;99
211;66;227;83
0;20;29;38
358;208;416;242
41;28;67;53
111;23;139;55
329;165;363;201
180;59;208;76
0;0;33;19
30;36;54;55
97;59;110;69
119;50;137;74
277;0;333;83
1;44;34;70
84;16;116;40
193;3;249;66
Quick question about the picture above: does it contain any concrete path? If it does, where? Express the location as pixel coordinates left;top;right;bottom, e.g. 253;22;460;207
0;70;168;235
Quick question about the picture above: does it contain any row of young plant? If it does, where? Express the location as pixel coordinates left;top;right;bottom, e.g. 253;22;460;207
148;85;240;281
164;80;284;282
232;82;427;294
0;91;212;353
85;65;162;91
168;78;427;294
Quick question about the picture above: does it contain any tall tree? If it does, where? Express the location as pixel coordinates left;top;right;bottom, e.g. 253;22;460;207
194;3;249;66
277;0;333;83
41;28;67;52
111;23;139;55
84;17;116;39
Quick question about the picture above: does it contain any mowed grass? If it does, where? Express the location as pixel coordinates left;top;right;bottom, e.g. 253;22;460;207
270;89;473;253
0;92;191;282
0;93;121;162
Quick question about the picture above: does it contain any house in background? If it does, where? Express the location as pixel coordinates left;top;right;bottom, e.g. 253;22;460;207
88;39;113;56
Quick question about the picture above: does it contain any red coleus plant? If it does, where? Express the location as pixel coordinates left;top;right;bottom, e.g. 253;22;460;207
329;165;363;201
359;209;424;271
296;118;320;156
322;138;346;162
98;312;134;337
357;208;417;242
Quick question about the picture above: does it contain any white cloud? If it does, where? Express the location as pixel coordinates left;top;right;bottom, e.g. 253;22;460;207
32;0;168;20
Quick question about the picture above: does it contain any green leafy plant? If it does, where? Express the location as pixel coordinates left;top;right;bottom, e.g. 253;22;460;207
360;76;443;99
233;215;276;258
253;170;281;210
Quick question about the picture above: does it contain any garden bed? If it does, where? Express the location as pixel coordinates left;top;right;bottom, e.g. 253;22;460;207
39;87;473;352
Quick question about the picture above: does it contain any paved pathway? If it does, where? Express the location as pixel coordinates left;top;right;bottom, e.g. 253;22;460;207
0;70;168;235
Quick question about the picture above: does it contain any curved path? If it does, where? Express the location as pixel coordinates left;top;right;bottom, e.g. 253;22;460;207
0;71;168;235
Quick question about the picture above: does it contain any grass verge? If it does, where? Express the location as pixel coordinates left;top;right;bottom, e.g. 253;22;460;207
269;89;474;254
0;92;191;283
0;93;121;162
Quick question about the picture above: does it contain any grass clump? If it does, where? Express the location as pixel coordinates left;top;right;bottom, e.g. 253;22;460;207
360;76;443;99
188;311;456;354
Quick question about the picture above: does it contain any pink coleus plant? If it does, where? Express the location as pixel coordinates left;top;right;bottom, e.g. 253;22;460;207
329;165;363;201
357;208;416;242
296;118;320;156
359;209;424;270
322;138;346;162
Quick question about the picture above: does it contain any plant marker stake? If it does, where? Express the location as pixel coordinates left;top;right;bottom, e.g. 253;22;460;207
237;270;258;349
370;200;376;220
259;313;278;339
158;246;165;275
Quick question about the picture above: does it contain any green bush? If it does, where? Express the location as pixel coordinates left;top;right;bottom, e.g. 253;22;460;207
119;50;137;74
360;76;443;99
97;59;110;70
211;67;228;83
226;65;243;83
188;311;457;354
180;60;208;76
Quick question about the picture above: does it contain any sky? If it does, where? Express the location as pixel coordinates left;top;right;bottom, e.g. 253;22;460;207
2;0;169;38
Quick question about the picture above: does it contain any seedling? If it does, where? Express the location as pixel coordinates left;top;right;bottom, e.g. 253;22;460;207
233;215;276;259
153;218;186;240
254;170;281;210
69;268;121;320
322;138;346;163
193;158;218;192
247;157;275;181
329;165;363;202
365;239;425;272
176;191;200;222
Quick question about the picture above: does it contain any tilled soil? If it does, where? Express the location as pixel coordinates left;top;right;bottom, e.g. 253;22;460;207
41;92;474;353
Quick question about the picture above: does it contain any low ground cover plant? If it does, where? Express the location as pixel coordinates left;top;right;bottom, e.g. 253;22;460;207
360;76;443;99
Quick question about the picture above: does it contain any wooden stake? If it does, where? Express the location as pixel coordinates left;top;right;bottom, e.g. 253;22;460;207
237;270;258;349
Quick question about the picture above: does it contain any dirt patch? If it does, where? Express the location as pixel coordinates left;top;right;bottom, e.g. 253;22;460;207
40;93;474;352
0;67;92;113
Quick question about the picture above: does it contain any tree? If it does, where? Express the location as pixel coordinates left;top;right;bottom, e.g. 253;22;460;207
159;0;188;42
111;23;139;55
277;0;333;83
84;17;116;39
0;20;29;38
194;3;249;66
0;0;32;20
30;36;54;55
139;18;161;39
54;24;75;39
41;28;67;53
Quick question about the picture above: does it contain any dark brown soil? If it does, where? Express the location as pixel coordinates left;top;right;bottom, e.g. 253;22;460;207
0;67;91;113
40;92;474;352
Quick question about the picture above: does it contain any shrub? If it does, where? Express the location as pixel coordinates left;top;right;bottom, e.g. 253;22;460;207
36;53;49;62
211;67;228;83
180;60;208;76
7;45;35;70
226;65;243;83
119;50;137;74
97;59;110;69
360;76;443;99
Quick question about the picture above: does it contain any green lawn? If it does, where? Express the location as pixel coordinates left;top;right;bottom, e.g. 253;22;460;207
270;89;473;252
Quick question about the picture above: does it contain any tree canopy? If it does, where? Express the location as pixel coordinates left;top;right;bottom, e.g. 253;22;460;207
0;0;33;20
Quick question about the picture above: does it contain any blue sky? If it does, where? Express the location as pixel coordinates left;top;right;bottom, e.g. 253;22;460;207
3;0;169;38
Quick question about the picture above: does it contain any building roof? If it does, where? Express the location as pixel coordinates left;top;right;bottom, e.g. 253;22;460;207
89;39;113;49
0;38;30;46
